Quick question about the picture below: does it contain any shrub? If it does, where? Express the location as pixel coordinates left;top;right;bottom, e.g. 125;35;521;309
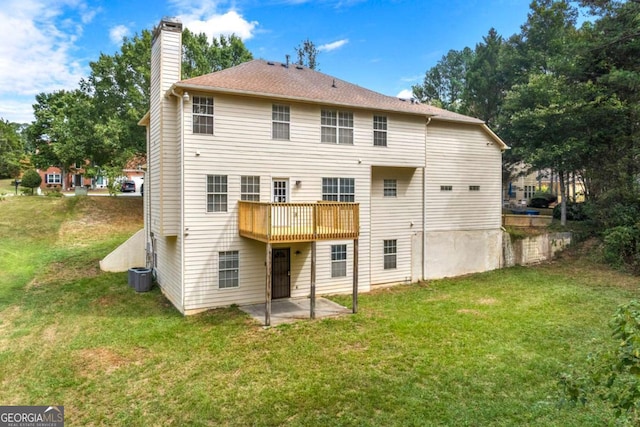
20;169;42;195
603;226;640;272
553;202;590;221
559;300;640;424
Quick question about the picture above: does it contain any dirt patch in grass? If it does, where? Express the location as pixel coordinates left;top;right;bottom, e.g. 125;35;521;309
478;298;498;305
58;197;142;247
75;347;147;377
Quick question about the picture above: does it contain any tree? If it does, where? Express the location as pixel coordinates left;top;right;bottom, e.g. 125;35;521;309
20;169;41;195
0;119;24;178
182;30;253;78
412;48;473;111
294;39;319;70
28;90;94;191
464;28;508;128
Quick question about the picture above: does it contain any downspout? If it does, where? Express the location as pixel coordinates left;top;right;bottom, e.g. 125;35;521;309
423;116;431;281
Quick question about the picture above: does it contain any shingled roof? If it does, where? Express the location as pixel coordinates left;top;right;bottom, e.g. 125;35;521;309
175;60;484;125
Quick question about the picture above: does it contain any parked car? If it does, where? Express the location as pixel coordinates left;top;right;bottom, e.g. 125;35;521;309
120;180;136;193
528;192;557;208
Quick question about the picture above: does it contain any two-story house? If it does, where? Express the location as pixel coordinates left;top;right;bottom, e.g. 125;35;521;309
140;19;508;324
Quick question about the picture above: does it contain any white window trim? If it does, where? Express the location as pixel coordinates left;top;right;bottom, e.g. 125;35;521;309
322;177;355;202
331;244;347;278
193;96;214;135
241;176;260;201
321;109;354;144
272;104;290;140
207;175;227;212
384;240;397;270
218;250;239;289
383;179;397;197
373;115;387;147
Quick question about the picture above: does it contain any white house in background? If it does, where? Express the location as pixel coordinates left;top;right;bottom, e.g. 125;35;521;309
139;19;508;323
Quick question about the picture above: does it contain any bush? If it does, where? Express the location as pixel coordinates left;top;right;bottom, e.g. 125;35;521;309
559;300;640;424
553;202;590;221
603;226;640;271
20;169;42;195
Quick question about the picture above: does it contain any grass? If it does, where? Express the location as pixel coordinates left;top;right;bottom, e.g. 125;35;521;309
1;196;638;425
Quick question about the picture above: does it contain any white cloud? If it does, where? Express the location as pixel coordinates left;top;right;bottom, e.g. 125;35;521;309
170;0;259;40
318;39;349;52
0;0;91;122
396;89;414;99
110;25;130;44
182;10;258;40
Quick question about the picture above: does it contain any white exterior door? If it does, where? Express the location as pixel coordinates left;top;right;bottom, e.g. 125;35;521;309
272;179;288;202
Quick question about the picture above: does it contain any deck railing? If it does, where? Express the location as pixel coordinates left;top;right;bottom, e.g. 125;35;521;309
238;201;360;243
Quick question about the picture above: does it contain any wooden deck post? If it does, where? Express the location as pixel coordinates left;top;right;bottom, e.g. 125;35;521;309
353;239;358;314
310;241;316;319
265;243;272;326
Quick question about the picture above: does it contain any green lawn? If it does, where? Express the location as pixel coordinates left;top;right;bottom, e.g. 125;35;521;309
0;196;637;426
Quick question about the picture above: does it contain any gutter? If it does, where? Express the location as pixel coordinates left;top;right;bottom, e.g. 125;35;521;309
423;116;431;281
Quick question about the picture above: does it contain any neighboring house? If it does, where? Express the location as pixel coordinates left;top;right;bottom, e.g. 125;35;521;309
140;19;508;320
37;156;146;192
39;163;93;191
505;164;584;206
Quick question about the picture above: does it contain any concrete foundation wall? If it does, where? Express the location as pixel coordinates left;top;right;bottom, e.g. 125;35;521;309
99;229;146;272
425;229;502;279
503;231;572;267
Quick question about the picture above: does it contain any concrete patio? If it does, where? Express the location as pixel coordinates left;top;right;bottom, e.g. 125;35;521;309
240;297;352;326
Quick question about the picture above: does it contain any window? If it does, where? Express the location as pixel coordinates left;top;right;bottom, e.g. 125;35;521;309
524;185;535;199
469;185;480;191
440;185;453;191
331;244;347;277
45;174;61;184
373;115;387;146
207;175;227;212
322;178;355;202
219;251;239;288
193;96;214;134
272;105;290;140
241;176;260;201
383;179;397;197
384;240;397;270
321;109;353;144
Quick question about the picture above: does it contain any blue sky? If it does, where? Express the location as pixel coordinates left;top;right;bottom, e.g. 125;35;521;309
0;0;537;124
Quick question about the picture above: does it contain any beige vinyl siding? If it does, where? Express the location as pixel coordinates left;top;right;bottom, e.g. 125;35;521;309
154;235;183;312
370;167;423;285
148;26;184;310
425;121;502;232
180;95;379;310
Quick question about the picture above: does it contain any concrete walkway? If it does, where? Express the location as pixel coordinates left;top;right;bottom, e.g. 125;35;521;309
240;297;351;326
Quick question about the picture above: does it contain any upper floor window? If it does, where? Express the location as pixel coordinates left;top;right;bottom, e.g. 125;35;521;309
373;115;387;146
321;109;353;144
207;175;227;212
383;179;397;197
322;178;355;202
241;176;260;201
272;105;290;140
193;96;214;134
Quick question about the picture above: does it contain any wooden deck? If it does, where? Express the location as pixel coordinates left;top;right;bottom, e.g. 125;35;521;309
238;201;360;243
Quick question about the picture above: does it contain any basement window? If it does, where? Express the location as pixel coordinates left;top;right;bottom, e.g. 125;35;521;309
219;251;239;288
384;240;397;270
331;245;347;277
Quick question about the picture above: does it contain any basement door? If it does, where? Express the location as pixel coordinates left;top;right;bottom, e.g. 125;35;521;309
271;248;291;299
